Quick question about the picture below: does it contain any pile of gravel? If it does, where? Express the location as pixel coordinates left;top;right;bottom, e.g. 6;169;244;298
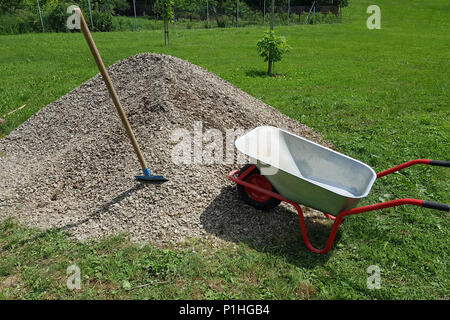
0;53;332;246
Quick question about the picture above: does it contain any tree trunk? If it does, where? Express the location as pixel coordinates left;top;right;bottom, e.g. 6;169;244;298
267;59;272;76
164;20;169;46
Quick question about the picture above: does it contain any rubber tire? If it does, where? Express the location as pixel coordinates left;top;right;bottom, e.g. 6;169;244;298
237;164;282;211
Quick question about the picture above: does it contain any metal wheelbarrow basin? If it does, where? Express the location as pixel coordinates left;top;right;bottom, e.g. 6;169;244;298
234;126;377;215
228;126;449;254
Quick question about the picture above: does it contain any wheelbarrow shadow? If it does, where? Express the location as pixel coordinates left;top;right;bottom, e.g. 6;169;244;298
200;186;342;268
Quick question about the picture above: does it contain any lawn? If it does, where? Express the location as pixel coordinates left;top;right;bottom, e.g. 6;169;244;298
0;0;449;299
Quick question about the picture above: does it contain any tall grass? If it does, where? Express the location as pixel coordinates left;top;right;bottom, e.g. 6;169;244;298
0;10;41;34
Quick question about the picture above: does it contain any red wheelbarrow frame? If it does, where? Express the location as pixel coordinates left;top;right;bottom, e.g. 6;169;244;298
228;159;449;254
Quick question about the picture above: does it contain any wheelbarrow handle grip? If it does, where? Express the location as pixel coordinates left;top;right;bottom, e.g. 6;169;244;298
429;160;450;168
377;159;449;178
422;201;450;212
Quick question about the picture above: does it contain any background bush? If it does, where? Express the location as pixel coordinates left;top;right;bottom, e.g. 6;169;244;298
91;10;113;31
44;2;72;32
0;10;37;34
0;0;346;34
0;0;120;34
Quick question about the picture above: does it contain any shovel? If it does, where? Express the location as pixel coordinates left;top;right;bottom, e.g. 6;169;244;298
76;8;166;182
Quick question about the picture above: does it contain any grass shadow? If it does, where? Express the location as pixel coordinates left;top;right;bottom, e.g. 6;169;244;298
245;68;285;78
245;69;268;78
200;186;342;268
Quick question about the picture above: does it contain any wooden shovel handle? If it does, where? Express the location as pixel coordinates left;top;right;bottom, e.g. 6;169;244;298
76;8;147;171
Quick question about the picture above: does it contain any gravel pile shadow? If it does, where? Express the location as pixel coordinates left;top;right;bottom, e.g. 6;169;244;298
0;53;334;247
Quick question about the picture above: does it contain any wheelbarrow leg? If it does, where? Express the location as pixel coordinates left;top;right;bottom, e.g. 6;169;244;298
288;198;448;254
286;201;344;254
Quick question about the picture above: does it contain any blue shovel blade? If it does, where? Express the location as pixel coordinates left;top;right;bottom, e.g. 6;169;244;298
135;168;167;182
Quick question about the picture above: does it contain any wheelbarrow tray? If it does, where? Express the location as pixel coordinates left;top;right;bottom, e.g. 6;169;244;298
235;126;377;214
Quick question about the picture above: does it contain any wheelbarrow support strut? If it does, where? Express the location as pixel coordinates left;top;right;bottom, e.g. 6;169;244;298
228;159;449;254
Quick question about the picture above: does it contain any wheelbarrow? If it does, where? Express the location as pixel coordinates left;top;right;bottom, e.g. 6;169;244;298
228;126;449;254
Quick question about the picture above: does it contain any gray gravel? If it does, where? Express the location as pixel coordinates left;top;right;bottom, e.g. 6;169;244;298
0;53;333;247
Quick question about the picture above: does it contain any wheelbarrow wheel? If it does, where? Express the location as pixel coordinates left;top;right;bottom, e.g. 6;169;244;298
237;164;282;211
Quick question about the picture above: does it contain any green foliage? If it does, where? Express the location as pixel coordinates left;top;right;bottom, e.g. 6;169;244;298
211;0;254;27
256;30;290;65
80;0;129;14
0;0;121;34
0;0;25;13
154;0;174;22
90;9;113;31
0;0;345;35
306;12;339;25
44;2;71;32
317;0;349;7
44;1;114;32
108;0;130;13
0;10;38;34
174;0;203;20
216;15;231;28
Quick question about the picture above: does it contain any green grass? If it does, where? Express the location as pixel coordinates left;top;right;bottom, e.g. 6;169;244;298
0;0;449;299
0;219;322;299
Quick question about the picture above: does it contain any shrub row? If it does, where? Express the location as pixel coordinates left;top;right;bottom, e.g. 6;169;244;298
0;8;340;35
0;3;113;34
